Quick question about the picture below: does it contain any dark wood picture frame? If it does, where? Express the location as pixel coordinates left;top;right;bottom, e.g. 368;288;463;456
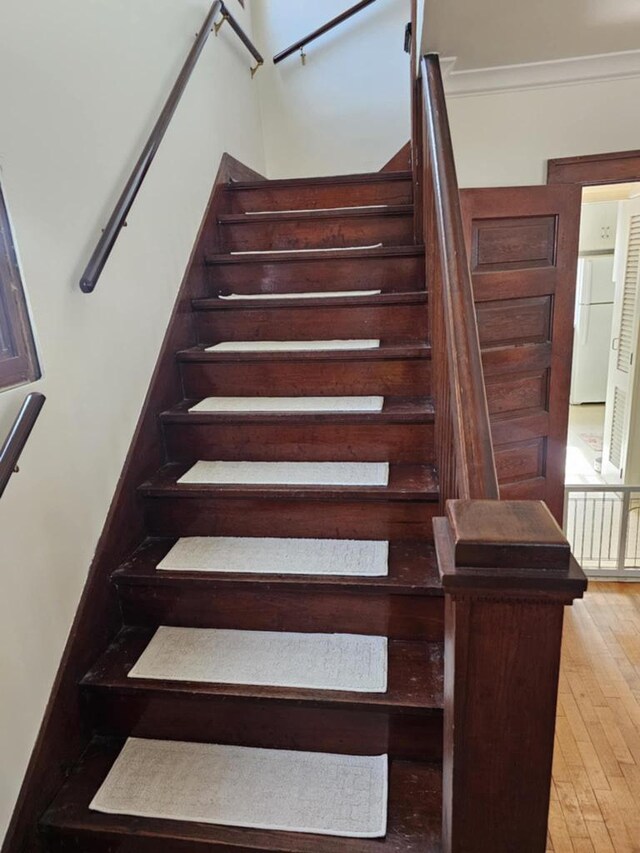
0;184;40;391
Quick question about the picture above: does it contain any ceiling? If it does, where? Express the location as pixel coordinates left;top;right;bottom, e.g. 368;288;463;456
583;182;640;203
421;0;640;70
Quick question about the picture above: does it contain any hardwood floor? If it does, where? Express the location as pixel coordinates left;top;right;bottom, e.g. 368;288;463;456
547;582;640;852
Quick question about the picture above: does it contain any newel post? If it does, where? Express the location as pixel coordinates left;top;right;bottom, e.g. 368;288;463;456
434;500;587;853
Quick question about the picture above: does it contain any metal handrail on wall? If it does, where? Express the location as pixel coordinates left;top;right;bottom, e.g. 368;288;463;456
0;393;46;500
273;0;377;65
79;1;262;295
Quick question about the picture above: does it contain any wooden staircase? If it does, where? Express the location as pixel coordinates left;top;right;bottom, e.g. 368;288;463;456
2;54;589;853
35;170;446;851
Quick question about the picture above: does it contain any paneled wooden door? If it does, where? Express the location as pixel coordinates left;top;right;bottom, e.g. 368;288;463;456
460;185;581;524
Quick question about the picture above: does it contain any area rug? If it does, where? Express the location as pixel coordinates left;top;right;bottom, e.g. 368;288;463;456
188;396;384;413
206;340;380;352
90;739;388;838
579;432;604;452
218;290;381;300
157;536;389;576
230;243;383;255
177;461;389;487
127;627;388;693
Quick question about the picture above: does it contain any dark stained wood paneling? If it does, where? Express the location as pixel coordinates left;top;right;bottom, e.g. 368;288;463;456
485;371;548;417
494;437;546;483
470;216;556;272
461;185;581;523
476;296;551;348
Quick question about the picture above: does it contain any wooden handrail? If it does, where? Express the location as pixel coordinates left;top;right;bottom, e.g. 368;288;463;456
216;2;264;71
273;0;377;64
420;53;499;501
79;1;262;294
0;393;45;500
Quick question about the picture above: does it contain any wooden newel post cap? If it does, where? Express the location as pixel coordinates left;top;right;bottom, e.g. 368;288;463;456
447;500;570;571
434;500;587;599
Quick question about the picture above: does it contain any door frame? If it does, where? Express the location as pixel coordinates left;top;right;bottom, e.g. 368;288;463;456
548;149;640;580
548;149;640;187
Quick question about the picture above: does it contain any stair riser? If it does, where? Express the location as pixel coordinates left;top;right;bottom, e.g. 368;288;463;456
162;422;435;464
117;584;444;641
83;692;442;762
143;497;437;542
180;358;431;397
195;303;428;344
227;179;413;213
218;214;414;252
43;834;195;852
207;254;425;295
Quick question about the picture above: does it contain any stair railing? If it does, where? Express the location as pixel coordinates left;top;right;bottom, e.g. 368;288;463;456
0;392;45;500
79;1;263;294
419;54;499;504
416;51;587;852
273;0;377;65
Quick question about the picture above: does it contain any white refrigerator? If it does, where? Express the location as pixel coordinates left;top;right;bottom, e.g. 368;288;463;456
570;255;615;405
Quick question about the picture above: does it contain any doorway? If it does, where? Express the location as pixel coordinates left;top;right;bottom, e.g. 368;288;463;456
548;151;640;578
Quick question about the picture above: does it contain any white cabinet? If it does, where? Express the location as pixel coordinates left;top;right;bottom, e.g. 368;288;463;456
579;201;619;252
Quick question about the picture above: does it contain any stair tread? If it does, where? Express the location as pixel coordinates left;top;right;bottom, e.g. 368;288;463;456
40;738;442;852
161;396;435;424
227;171;413;191
206;245;425;265
139;463;439;500
81;627;444;712
218;206;413;225
177;343;431;363
193;291;428;312
113;539;443;594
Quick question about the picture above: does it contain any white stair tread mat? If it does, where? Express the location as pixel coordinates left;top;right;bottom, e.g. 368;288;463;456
177;461;389;486
157;537;389;576
189;396;384;413
231;242;383;255
246;206;387;215
207;339;380;352
90;738;388;838
128;627;388;693
218;290;381;300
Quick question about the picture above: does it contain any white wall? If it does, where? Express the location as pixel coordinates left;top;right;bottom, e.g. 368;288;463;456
0;0;264;841
447;75;640;187
253;0;412;178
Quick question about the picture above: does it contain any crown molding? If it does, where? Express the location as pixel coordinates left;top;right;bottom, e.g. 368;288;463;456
441;49;640;98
